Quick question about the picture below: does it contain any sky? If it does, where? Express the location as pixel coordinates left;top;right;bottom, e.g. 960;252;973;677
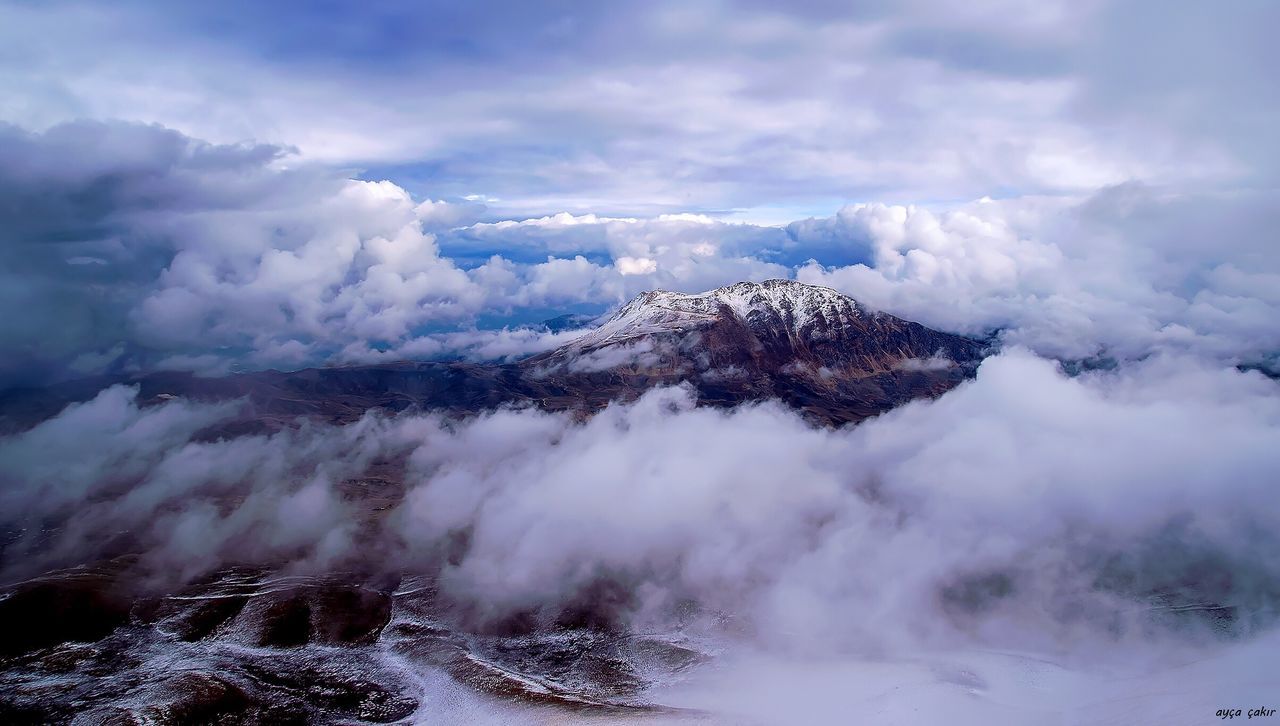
1;0;1278;384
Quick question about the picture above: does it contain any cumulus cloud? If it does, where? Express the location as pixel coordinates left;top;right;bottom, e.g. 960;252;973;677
449;213;791;299
0;121;315;383
447;184;1280;370
398;351;1280;655
5;345;1280;720
616;256;658;275
0;122;798;385
796;186;1280;364
555;340;665;374
4;121;1277;389
448;212;780;261
0;121;491;383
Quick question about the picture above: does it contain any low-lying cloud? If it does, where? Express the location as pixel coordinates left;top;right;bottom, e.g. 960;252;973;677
4;350;1278;659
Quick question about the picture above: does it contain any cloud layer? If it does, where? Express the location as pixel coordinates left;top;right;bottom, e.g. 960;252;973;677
5;351;1279;657
4;1;1273;213
797;187;1280;362
4;121;1277;384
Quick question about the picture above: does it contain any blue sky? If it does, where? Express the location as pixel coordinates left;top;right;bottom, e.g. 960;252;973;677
1;0;1278;382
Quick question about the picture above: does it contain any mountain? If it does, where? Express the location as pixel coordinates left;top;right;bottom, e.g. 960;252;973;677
532;279;982;377
0;281;989;431
514;279;985;423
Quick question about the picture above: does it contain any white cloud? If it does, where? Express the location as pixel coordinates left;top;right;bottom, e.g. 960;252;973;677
795;186;1280;363
0;122;800;383
616;256;658;275
2;122;1278;385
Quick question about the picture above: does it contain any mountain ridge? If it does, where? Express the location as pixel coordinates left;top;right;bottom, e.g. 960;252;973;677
1;280;990;431
531;279;985;383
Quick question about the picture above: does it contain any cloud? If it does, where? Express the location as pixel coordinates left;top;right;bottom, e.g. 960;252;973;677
0;120;319;383
335;326;592;366
5;347;1279;717
445;184;1280;369
130;178;485;353
2;121;1276;393
396;351;1280;654
0;383;419;581
3;1;1271;213
615;256;658;275
4;123;1277;385
2;4;1277;718
6;351;1279;653
0;121;511;384
441;210;786;265
796;185;1280;364
551;339;665;374
0;122;798;385
895;353;954;371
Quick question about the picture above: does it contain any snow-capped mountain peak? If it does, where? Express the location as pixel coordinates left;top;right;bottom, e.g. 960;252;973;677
571;279;869;351
528;278;984;389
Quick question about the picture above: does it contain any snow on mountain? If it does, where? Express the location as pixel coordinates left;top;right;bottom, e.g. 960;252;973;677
567;279;871;352
533;279;986;384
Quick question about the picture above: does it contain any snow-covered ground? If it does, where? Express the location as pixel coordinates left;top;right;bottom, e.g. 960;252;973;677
387;629;1280;724
647;635;1280;726
567;279;865;352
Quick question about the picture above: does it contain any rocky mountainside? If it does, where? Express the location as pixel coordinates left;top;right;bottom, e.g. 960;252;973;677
532;279;983;378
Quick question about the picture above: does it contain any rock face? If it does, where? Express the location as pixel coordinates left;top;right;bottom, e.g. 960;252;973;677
0;569;419;724
0;571;134;657
0;567;695;723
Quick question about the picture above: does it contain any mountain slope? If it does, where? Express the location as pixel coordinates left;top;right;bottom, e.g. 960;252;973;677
529;279;984;380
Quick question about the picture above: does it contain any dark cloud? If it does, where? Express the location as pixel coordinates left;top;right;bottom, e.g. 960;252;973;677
0;122;319;384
